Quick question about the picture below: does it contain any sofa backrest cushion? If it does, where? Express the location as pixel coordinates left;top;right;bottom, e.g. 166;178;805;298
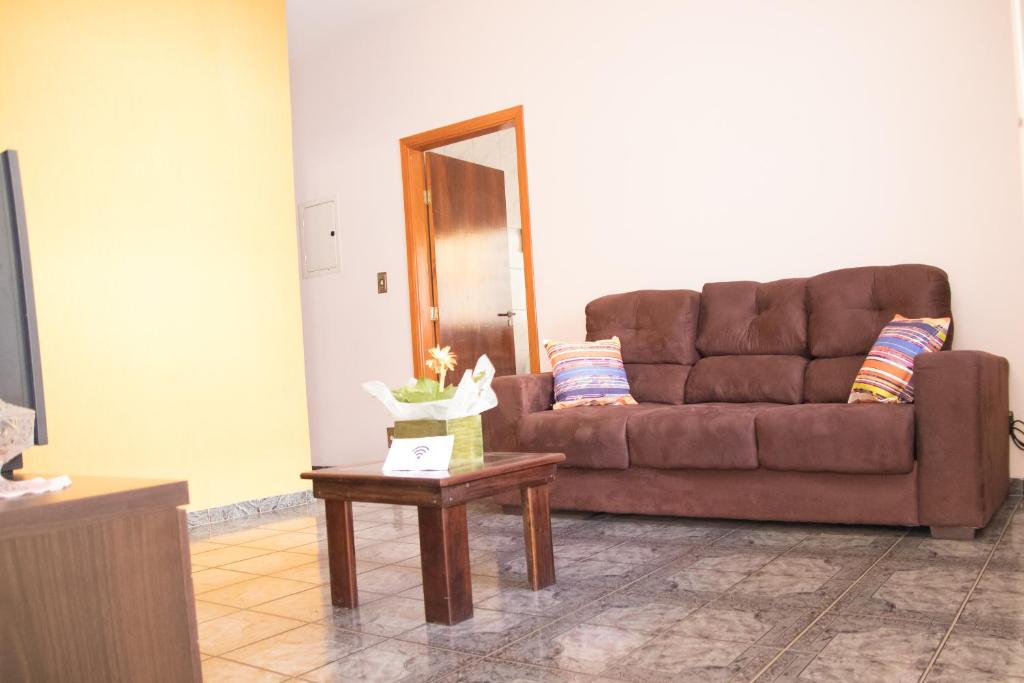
586;289;701;365
625;363;690;405
804;355;865;403
686;355;807;404
696;278;808;356
582;265;952;405
586;290;700;404
807;265;953;358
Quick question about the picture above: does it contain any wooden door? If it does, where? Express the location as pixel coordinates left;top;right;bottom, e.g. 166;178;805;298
425;152;516;376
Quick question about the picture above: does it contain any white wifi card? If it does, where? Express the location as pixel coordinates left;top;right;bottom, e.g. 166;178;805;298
383;435;455;472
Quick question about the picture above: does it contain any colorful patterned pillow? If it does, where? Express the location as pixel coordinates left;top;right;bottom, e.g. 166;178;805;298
848;315;951;404
544;337;638;410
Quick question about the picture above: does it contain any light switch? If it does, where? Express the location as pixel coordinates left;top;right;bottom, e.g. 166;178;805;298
299;199;339;277
377;272;387;293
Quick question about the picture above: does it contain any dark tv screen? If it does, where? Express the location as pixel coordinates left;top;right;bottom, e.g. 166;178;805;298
0;150;46;471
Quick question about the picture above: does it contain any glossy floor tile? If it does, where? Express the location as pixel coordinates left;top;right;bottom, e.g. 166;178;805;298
201;657;288;682
300;639;473;682
222;623;383;677
198;610;304;656
190;493;1022;681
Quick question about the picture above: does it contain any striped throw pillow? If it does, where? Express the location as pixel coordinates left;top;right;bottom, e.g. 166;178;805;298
545;337;638;410
848;315;950;404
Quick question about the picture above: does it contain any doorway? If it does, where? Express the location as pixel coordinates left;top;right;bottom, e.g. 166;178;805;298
399;106;539;378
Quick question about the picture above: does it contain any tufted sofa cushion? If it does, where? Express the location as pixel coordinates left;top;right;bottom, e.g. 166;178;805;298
696;278;808;356
807;265;953;358
586;289;701;364
586;290;700;403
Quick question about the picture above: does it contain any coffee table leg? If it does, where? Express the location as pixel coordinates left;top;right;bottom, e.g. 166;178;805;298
521;483;556;590
324;499;358;608
417;505;473;625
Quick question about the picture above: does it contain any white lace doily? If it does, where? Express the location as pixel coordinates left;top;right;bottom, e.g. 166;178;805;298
0;400;35;468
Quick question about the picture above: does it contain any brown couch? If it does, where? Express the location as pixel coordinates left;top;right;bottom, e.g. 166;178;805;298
482;265;1010;539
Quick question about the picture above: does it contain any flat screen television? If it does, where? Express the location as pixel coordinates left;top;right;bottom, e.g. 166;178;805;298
0;150;46;475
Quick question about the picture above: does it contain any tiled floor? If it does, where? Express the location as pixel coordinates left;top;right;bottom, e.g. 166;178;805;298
189;491;1024;682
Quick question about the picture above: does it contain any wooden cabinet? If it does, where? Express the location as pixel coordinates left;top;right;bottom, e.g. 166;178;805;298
0;476;201;682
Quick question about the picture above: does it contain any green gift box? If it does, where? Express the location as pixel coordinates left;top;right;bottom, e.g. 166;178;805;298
392;414;483;468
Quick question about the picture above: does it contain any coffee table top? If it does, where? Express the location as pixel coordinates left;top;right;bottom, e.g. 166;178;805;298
302;452;565;489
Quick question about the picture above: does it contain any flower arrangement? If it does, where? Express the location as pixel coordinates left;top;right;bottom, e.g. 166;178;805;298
363;346;498;467
391;346;459;403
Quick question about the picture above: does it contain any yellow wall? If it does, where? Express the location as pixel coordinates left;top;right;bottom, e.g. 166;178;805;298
0;0;311;509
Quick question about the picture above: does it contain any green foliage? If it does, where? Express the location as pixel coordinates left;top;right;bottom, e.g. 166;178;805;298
391;377;457;403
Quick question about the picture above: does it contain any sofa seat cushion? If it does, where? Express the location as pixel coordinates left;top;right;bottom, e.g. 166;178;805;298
757;403;915;474
517;403;664;469
628;403;784;470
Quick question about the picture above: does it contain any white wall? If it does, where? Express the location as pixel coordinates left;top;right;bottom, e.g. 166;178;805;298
287;0;1024;475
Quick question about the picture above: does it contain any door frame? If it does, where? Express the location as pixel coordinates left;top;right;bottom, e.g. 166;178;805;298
399;105;540;378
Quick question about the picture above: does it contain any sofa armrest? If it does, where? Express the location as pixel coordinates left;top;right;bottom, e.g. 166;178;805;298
915;350;1010;530
482;373;553;451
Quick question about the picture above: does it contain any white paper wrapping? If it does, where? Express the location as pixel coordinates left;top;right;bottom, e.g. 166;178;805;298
363;355;498;421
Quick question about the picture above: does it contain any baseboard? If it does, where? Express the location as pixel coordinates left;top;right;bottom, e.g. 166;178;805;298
185;477;1022;528
187;489;314;528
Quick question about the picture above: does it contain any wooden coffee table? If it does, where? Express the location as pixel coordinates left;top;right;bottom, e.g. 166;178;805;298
301;452;565;625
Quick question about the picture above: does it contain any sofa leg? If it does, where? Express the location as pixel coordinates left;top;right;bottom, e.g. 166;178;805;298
929;526;976;540
501;505;522;516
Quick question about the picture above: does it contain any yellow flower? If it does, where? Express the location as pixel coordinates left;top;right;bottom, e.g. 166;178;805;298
426;345;457;388
427;345;457;372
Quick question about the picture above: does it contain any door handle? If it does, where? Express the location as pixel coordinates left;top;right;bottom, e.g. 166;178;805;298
497;310;515;326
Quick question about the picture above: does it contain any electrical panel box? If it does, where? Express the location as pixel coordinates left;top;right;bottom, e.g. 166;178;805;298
299;198;339;277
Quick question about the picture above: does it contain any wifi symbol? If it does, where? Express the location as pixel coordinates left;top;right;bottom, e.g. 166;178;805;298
412;445;429;460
